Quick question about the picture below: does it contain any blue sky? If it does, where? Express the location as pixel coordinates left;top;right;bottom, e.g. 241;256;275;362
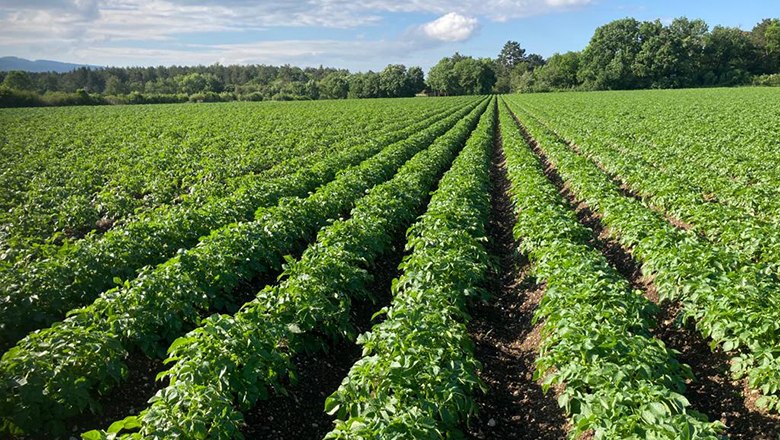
0;0;777;72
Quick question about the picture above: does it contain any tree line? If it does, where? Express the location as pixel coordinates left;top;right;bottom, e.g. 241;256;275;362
505;17;780;92
0;64;428;106
1;16;778;107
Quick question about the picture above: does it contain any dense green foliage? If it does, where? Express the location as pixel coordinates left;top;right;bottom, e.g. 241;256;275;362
0;97;481;436
506;88;780;417
2;89;780;439
0;98;467;348
325;99;494;439
2;16;777;107
0;63;428;107
499;100;721;438
514;89;780;273
427;53;498;96
502;17;780;92
83;97;490;440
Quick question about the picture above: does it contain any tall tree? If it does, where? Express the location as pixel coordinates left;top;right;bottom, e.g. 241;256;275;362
524;53;546;70
2;71;35;91
703;26;757;85
379;64;409;98
497;41;526;70
632;20;678;88
427;57;459;95
428;55;496;95
319;72;349;99
534;51;581;90
751;19;780;73
406;66;426;95
579;18;644;89
667;17;709;86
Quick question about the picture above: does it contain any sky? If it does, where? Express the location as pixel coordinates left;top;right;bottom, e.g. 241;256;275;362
0;0;777;72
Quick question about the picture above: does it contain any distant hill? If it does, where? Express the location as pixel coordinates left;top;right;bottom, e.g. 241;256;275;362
0;56;102;73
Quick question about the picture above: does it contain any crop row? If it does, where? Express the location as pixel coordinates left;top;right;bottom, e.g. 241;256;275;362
519;101;780;222
0;98;464;270
0;98;486;437
0;98;471;349
83;97;490;439
516;104;780;276
499;100;721;439
504;96;780;416
515;89;780;212
0;99;461;265
0;98;462;268
324;98;495;439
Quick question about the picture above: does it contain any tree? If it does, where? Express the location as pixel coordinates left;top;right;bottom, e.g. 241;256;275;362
379;64;409;98
534;52;581;90
319;72;349;99
144;77;178;94
497;41;526;71
304;79;320;100
104;74;129;95
511;70;535;93
427;57;459;95
579;18;644;89
767;21;780;54
348;71;381;98
631;20;677;88
428;54;496;96
752;19;780;73
703;26;757;85
176;72;223;94
667;17;709;86
3;71;35;91
406;66;426;95
456;58;497;94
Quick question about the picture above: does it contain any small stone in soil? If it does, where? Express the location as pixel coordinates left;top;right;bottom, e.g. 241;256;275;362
488;418;497;427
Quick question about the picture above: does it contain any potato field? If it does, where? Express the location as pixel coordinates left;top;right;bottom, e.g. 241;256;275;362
1;89;780;439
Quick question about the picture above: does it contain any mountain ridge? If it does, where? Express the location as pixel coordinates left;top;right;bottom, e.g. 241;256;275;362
0;56;102;73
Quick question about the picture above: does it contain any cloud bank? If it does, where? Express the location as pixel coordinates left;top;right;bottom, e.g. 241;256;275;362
0;0;594;68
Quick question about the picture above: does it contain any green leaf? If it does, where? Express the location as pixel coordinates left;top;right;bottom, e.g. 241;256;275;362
81;430;104;440
106;416;141;434
324;396;340;415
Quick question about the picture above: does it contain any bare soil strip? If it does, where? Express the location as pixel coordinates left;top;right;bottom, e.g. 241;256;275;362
465;111;568;440
506;103;780;439
654;303;780;439
240;238;403;439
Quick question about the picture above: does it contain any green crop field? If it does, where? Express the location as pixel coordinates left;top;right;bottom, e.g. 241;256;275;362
1;89;780;439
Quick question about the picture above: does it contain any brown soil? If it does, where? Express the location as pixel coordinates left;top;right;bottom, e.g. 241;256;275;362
464;106;568;440
654;303;780;439
240;336;362;440
240;239;402;439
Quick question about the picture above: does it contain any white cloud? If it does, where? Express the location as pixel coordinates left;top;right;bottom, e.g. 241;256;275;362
60;39;432;71
0;0;595;68
0;0;594;41
544;0;591;6
359;0;593;21
421;12;478;42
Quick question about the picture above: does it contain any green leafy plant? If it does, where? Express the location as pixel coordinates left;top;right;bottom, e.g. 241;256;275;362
83;98;491;440
0;98;485;437
499;100;722;439
325;98;495;439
